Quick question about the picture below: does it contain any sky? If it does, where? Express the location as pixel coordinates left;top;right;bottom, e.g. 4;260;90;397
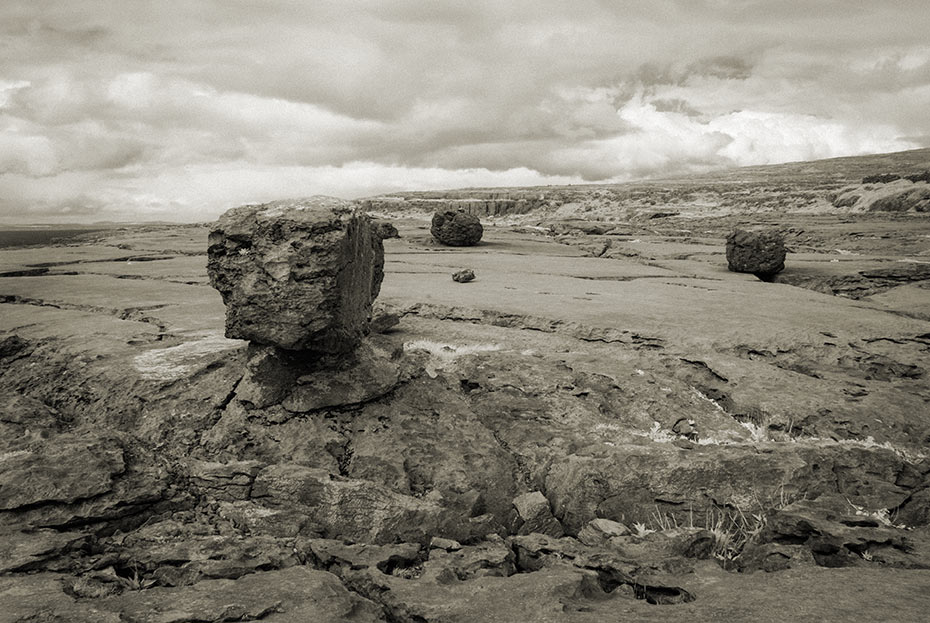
2;1;930;223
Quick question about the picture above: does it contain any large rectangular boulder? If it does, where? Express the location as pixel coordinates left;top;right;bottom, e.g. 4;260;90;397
207;196;383;352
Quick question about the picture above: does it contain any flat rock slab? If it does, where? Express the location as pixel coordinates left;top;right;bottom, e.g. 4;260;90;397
0;434;124;511
0;530;88;573
100;566;383;622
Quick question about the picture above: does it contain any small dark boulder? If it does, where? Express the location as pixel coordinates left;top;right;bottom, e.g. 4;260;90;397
452;269;476;283
0;335;29;359
373;220;400;240
431;210;483;246
726;229;786;280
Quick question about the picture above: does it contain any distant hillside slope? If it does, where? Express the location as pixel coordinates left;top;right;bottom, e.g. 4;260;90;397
361;147;930;220
670;147;930;185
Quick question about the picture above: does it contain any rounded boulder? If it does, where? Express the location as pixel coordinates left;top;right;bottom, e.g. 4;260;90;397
725;228;786;279
431;210;483;246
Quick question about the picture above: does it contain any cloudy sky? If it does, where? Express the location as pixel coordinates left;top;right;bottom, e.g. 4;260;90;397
2;1;929;222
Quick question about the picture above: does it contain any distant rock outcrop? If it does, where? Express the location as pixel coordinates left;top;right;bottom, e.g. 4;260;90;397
361;189;549;217
726;229;786;279
832;179;930;213
431;210;483;246
862;170;930;184
207;197;384;352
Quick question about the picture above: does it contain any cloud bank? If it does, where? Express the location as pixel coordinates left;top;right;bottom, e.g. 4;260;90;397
1;0;929;221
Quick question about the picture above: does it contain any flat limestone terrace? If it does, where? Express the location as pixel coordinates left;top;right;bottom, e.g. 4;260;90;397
207;196;384;352
3;147;930;621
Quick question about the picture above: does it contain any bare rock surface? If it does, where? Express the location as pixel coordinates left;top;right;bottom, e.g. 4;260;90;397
207;196;383;352
97;566;384;622
2;201;930;621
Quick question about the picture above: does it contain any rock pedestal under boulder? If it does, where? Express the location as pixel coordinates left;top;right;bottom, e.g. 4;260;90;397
725;228;786;280
207;197;384;352
431;210;483;246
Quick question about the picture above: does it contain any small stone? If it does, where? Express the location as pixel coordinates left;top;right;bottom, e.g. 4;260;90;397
207;196;384;352
725;228;786;279
512;491;564;537
431;210;483;246
430;537;462;551
577;518;630;546
452;269;476;283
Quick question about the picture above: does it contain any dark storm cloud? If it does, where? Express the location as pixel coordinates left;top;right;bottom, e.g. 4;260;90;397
1;0;929;221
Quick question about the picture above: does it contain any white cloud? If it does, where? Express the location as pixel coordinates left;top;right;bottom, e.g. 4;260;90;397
0;161;582;223
1;1;929;221
563;96;916;179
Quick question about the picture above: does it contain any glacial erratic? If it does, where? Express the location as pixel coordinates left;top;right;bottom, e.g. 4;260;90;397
430;210;483;246
207;196;384;352
725;228;787;279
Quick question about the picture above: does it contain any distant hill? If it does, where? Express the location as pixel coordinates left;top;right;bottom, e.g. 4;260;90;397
664;147;930;185
361;147;930;220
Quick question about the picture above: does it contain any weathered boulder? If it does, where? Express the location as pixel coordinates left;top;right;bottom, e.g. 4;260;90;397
725;228;786;278
207;197;384;352
431;210;483;246
452;268;476;283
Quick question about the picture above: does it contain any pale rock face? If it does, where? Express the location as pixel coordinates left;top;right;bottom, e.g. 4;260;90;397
207;197;384;352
